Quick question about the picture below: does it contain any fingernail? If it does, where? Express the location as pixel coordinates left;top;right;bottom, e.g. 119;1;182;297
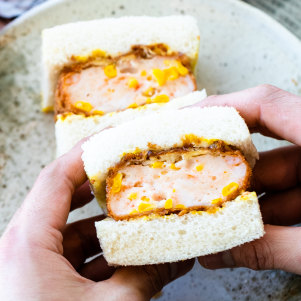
200;251;235;269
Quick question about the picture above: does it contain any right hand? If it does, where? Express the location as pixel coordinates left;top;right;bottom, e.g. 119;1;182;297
196;84;301;274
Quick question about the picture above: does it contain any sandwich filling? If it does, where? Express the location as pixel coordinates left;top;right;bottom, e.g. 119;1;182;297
55;44;196;116
106;142;251;220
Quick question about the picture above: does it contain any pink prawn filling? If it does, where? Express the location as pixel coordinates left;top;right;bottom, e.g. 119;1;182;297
61;56;196;114
108;153;249;218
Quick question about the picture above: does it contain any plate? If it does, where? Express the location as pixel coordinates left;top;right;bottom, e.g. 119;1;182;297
1;0;301;299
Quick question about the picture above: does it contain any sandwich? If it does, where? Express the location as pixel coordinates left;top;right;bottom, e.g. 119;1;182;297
81;104;264;266
55;90;206;156
41;16;201;155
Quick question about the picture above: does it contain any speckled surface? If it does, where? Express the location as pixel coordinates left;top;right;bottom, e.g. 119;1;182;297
1;0;301;299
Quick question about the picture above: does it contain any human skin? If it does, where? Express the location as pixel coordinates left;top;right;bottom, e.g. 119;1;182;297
196;84;301;274
0;142;193;301
0;19;9;30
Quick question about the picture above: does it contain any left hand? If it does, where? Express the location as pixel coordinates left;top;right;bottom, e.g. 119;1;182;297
0;142;193;301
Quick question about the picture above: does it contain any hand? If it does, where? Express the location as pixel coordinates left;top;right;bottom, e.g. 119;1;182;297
0;142;193;301
197;84;301;274
0;18;10;30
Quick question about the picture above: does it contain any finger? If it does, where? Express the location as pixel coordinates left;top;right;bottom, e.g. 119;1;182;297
195;84;301;145
71;180;94;211
198;225;301;274
20;140;87;232
104;260;194;300
252;146;301;193
79;255;116;281
259;187;301;226
63;215;105;269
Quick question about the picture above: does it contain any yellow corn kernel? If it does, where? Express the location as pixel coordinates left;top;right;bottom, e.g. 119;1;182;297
191;210;198;215
121;147;141;158
104;64;117;78
152;94;170;104
132;147;141;154
128;192;138;200
152;69;167;86
196;164;204;172
142;216;150;221
175;204;185;210
176;61;189;76
141;70;147;76
138;203;155;212
130;209;138;214
128;102;138;109
151;161;164;168
207;207;219;214
73;101;93;112
146;98;152;104
92;110;105;115
165;67;179;81
143;86;155;97
172;188;176;193
74;55;88;63
137;105;147;111
222;182;239;197
170;163;180;170
133;147;141;154
182;134;208;145
164;199;173;209
128;77;139;89
92;49;106;57
42;106;54;113
111;173;123;193
211;198;222;205
141;196;150;202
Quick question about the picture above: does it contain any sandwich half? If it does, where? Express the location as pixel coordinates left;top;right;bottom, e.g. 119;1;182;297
41;15;201;155
82;106;264;266
55;90;206;156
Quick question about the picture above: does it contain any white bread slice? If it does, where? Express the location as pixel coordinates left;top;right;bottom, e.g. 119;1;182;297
82;106;259;208
42;15;200;109
56;90;206;157
96;192;264;266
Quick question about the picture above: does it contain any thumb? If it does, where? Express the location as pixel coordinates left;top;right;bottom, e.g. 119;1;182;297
198;225;301;274
101;260;194;300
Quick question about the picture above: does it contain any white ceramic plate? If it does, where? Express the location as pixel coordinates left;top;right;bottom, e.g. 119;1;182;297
1;0;301;299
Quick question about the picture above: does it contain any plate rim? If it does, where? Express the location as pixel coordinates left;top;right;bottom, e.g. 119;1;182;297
1;0;301;55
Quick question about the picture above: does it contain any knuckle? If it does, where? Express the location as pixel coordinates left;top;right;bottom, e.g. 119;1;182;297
38;157;66;182
38;160;58;179
237;240;274;271
257;83;276;91
141;265;167;294
257;83;278;93
255;84;283;99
